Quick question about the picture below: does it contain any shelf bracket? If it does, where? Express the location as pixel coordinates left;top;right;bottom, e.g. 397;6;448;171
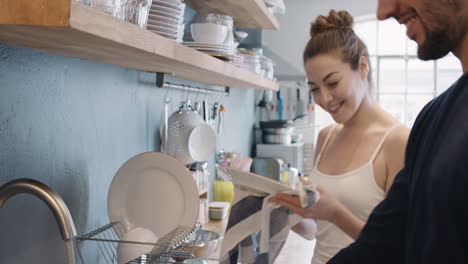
155;72;230;96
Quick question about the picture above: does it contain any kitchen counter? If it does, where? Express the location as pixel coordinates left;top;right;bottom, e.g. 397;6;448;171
202;218;229;260
202;218;315;263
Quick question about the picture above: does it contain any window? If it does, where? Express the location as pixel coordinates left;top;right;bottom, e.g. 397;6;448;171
313;15;463;138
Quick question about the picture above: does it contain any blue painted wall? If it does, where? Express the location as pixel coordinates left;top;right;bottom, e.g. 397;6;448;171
0;44;255;263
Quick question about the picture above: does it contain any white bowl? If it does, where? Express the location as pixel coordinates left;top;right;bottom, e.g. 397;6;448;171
191;23;228;44
117;227;158;264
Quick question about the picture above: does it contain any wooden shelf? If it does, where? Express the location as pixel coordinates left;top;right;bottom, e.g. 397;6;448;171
0;0;278;91
185;0;279;30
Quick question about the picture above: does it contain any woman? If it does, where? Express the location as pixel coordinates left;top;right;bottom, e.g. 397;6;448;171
270;10;410;264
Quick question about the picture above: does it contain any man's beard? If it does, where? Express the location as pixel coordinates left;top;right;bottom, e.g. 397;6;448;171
417;29;452;60
417;0;464;60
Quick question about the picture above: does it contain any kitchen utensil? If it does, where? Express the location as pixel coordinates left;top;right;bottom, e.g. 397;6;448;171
202;101;208;122
193;13;235;46
211;102;219;121
188;123;217;162
295;87;306;120
260;120;295;134
190;229;223;258
117;227;158;264
218;104;225;134
191;23;228;44
260;120;294;144
107;152;199;238
159;94;170;152
262;133;291;144
152;0;183;10
165;101;204;164
277;90;283;120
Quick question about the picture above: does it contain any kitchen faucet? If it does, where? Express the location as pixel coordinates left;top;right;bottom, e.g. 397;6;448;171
0;178;77;264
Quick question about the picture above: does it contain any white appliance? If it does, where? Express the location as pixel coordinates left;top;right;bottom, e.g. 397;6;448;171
256;143;304;175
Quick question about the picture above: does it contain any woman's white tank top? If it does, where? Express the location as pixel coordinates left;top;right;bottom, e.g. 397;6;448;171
310;125;399;264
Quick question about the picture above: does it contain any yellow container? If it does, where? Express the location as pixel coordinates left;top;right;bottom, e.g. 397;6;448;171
213;180;235;206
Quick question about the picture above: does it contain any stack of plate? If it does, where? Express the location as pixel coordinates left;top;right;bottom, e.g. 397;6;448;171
148;0;185;42
228;52;244;68
182;42;236;60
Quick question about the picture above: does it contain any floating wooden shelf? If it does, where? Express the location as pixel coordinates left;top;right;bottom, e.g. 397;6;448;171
185;0;279;30
0;0;278;91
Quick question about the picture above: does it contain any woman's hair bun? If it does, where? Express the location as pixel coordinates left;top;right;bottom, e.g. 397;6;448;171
310;10;354;36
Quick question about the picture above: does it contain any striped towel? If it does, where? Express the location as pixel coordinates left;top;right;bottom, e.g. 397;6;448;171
218;167;319;264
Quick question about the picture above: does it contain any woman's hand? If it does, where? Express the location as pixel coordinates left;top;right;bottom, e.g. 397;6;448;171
269;184;343;223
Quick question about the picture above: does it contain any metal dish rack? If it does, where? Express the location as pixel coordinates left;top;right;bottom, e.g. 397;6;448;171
74;222;203;264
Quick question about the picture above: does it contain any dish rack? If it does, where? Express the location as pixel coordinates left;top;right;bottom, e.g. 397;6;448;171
74;222;203;264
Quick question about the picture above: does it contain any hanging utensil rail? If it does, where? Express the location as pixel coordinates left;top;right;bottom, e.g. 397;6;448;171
155;73;230;96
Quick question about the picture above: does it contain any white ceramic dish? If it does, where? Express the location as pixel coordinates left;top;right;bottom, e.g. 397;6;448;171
152;0;184;10
221;167;292;195
147;24;178;34
183;42;231;47
149;9;180;20
148;29;178;39
107;152;199;238
153;0;183;5
191;23;228;45
150;4;181;15
147;19;179;30
189;46;234;52
148;13;179;24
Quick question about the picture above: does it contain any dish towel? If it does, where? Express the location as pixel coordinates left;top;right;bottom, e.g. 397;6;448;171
219;181;319;264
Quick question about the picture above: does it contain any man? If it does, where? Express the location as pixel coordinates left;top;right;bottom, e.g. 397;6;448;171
271;0;468;263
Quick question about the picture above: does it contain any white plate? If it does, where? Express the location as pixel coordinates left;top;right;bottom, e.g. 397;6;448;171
147;24;178;34
148;13;180;24
183;42;232;48
191;46;234;52
151;4;181;15
107;152;199;238
221;167;292;195
147;18;179;30
149;9;180;20
152;0;184;10
148;29;178;39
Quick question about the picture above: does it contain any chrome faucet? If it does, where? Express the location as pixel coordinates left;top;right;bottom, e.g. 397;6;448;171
0;178;77;264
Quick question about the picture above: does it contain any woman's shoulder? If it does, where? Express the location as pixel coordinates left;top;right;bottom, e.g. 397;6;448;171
315;124;337;157
317;124;336;144
383;123;410;149
381;122;410;169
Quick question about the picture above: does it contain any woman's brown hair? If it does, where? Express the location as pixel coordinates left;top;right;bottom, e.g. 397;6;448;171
303;10;373;84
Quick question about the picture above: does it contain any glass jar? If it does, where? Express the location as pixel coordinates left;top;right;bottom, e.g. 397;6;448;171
90;0;122;17
120;0;151;28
